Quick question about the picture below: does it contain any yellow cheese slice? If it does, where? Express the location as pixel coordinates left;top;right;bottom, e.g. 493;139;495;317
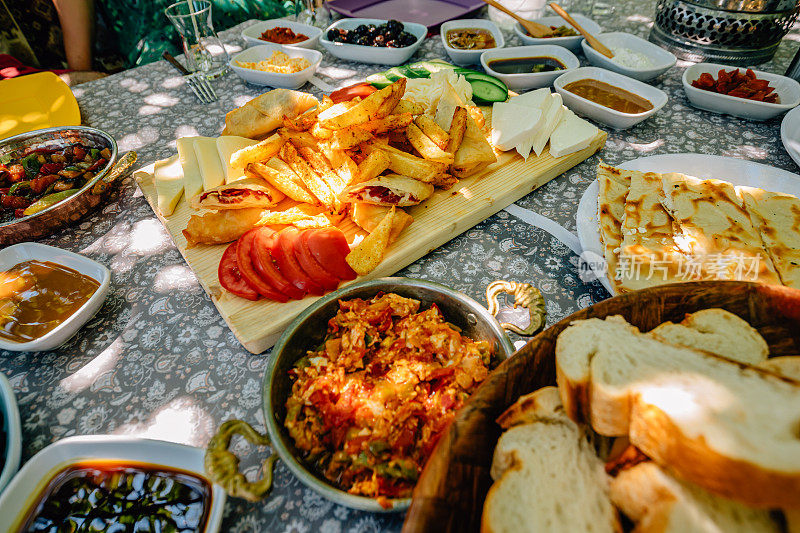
193;137;225;191
216;136;258;184
176;137;204;200
153;155;184;217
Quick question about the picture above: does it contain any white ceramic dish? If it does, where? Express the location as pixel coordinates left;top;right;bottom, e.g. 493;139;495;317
0;435;225;532
576;153;800;294
581;32;676;82
241;19;322;49
0;242;110;352
229;44;322;89
781;105;800;168
683;63;800;121
480;45;579;91
0;372;21;497
440;19;505;66
319;18;427;66
554;66;667;129
514;14;601;53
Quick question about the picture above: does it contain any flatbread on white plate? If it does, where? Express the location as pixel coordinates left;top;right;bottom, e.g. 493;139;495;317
659;173;782;285
617;171;689;292
739;186;800;289
596;164;634;293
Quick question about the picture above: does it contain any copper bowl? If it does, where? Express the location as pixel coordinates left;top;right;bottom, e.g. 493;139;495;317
0;126;136;245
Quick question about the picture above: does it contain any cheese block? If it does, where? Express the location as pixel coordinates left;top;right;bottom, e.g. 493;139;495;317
490;102;543;152
216;136;258;184
508;87;550;108
530;96;564;158
548;110;599;158
153;155;184;217
193;137;225;191
176;137;204;200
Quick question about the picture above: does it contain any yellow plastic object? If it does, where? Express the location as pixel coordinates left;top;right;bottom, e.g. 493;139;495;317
0;72;81;140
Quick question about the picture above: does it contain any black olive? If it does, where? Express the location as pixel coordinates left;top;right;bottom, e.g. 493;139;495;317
386;39;400;48
356;24;369;35
400;31;415;45
356;35;371;46
386;19;403;33
327;29;337;40
373;34;386;46
367;25;378;34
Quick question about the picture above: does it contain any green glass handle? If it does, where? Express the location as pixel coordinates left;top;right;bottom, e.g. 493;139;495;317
204;419;278;502
486;280;546;336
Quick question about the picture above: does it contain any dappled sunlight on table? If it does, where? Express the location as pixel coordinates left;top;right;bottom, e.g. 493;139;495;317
114;396;214;446
628;139;664;153
59;337;125;393
725;144;769;160
154;264;199;293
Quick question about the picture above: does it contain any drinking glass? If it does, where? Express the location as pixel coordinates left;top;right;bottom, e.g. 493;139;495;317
295;0;331;27
165;0;229;79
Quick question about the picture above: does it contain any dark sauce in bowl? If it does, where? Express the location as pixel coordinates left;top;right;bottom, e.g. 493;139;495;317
17;461;211;533
487;56;566;74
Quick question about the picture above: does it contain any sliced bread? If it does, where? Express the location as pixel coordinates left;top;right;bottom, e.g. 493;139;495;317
496;386;568;429
609;461;779;533
483;417;620;533
555;315;800;508
760;356;800;382
649;308;768;365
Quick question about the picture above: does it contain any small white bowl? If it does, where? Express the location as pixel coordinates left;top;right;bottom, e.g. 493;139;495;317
480;45;579;91
683;63;800;121
440;19;505;66
554;66;668;129
0;242;110;352
0;435;226;532
320;18;427;66
241;19;322;49
514;14;601;53
0;372;21;497
581;32;676;82
229;44;322;89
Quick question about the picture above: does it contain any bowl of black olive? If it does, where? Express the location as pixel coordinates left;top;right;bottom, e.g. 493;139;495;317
320;18;427;65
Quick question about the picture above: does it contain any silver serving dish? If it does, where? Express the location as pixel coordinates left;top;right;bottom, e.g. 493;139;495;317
204;277;546;512
0;126;137;245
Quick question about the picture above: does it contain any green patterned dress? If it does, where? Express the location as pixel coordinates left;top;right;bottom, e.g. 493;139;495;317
98;0;295;68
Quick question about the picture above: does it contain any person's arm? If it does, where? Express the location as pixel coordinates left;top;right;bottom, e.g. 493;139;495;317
52;0;95;71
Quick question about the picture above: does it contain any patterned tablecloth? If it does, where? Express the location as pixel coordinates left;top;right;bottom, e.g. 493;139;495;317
2;2;799;531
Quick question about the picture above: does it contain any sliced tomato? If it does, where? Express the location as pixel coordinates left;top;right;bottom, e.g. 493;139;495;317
218;242;259;301
236;229;289;302
329;82;378;104
273;229;325;296
251;227;305;300
286;227;340;290
302;228;357;281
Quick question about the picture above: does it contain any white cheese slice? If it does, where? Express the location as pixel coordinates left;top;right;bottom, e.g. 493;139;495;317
491;102;543;152
508;87;551;108
524;94;564;158
548;110;599;158
514;92;557;159
176;137;204;200
216;135;257;184
193;137;225;191
153;155;184;217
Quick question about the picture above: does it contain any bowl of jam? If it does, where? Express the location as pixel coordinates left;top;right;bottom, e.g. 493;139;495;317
0;242;111;352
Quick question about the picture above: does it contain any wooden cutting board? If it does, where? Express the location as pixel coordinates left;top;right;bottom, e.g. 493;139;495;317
135;128;606;353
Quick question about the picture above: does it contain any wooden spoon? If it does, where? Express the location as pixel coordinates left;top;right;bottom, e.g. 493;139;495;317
478;0;554;38
549;2;614;58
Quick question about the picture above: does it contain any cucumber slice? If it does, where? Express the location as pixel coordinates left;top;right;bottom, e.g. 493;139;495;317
397;64;416;78
464;72;508;92
413;61;458;77
406;62;434;78
470;79;508;103
384;67;406;81
453;67;483;76
367;73;393;89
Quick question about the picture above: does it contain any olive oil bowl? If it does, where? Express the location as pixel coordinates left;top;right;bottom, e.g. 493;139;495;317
480;45;579;91
0;242;111;352
0;436;226;533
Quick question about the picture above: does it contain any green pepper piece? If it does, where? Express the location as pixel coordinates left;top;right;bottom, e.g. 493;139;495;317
8;181;30;195
23;189;79;215
89;148;100;159
21;153;41;176
368;440;390;455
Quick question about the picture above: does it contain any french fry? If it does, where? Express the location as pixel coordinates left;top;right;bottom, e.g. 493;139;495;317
346;206;395;275
280;143;337;208
405;123;454;164
230;133;284;169
283;107;319;131
246;160;318;204
432;173;458;190
329;126;373;151
351;203;412;244
279;128;316;149
356;113;414;135
392;99;424;115
452;114;496;177
366;142;447;183
414;115;449;150
319;95;334;112
318;79;406;129
445;106;468;155
466;105;486;129
310;122;333;139
355;150;390;184
297;145;347;196
318;143;359;185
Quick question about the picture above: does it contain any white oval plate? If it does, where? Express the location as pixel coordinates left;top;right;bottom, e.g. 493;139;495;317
0;435;226;532
576;153;800;294
0;372;21;497
781;105;800;168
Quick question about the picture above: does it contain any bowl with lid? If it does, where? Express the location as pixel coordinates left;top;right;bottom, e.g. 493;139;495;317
581;32;676;82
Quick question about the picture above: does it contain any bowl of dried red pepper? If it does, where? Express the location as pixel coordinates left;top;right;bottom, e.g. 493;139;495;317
0;126;136;245
682;62;800;121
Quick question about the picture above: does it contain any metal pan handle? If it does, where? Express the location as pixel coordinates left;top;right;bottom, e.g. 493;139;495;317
485;280;546;336
204;419;278;501
92;150;137;195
